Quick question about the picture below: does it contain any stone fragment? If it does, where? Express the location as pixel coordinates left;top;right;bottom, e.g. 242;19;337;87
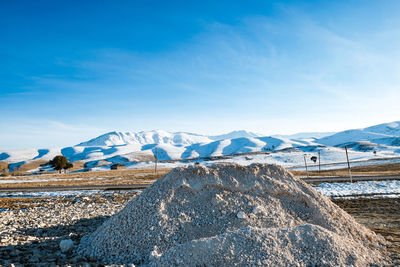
237;211;246;219
60;239;74;253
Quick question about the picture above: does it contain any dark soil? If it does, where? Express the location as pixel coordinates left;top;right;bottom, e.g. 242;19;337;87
334;197;400;264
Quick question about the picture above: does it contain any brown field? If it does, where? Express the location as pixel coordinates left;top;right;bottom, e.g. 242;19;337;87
7;160;87;175
334;198;400;259
0;162;7;171
290;162;400;177
10;160;48;174
0;168;171;188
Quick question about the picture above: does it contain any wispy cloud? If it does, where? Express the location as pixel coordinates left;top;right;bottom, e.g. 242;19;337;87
3;3;400;147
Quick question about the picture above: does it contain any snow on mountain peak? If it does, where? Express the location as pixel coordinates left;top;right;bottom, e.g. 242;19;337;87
387;122;399;128
316;121;400;147
77;130;212;147
363;121;400;136
209;130;261;141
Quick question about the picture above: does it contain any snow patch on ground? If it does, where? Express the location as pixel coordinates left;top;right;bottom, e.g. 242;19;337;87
313;180;400;197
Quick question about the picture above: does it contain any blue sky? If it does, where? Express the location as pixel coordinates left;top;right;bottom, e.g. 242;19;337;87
1;0;400;149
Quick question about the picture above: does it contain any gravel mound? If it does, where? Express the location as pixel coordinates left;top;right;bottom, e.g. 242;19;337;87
79;163;388;266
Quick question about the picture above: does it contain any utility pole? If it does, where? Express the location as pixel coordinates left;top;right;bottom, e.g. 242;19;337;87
318;151;321;173
154;147;158;174
303;154;309;178
345;146;352;183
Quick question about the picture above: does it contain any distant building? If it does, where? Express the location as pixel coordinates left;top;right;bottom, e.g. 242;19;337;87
110;163;126;170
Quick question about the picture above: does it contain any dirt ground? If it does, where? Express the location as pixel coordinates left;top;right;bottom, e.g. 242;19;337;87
291;162;400;177
333;197;400;262
0;168;171;188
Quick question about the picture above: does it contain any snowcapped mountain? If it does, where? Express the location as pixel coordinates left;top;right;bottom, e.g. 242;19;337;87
273;132;335;140
78;130;262;147
316;130;392;147
209;130;261;141
364;121;400;136
0;134;317;172
77;130;213;147
1;121;400;173
317;121;400;147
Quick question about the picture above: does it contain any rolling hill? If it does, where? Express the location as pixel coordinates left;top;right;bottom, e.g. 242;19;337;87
1;121;400;173
317;121;400;147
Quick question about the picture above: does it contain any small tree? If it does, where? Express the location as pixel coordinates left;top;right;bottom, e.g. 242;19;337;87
63;162;73;173
49;155;71;173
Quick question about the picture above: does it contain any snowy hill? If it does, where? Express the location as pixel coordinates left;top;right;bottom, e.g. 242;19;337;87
1;121;400;172
77;130;212;147
273;132;335;139
364;121;400;136
209;130;261;141
317;121;400;147
0;134;317;171
78;130;263;147
316;130;392;147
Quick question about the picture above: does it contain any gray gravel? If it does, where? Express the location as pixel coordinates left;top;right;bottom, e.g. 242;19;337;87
0;191;138;266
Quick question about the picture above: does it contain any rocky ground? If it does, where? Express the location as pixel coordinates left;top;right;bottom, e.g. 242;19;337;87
0;191;138;266
1;190;400;266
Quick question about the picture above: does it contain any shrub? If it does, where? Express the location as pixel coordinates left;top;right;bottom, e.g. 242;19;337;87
49;155;73;173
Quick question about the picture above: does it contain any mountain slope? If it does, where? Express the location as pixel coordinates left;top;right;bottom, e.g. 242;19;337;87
316;130;393;147
273;132;335;139
364;121;400;136
209;130;261;141
77;130;212;147
317;121;400;147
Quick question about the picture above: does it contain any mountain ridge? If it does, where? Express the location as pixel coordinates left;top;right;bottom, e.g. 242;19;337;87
77;130;262;147
317;121;400;147
2;120;400;172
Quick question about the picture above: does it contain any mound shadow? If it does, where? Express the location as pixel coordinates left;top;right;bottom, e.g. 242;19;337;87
0;215;110;266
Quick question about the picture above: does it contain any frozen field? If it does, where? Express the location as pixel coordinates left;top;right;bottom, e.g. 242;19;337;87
313;180;400;198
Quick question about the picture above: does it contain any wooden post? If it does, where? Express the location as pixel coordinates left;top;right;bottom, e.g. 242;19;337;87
303;154;309;178
345;146;352;183
155;147;158;174
318;151;321;173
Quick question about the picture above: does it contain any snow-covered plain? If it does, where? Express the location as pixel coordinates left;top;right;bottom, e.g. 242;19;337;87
313;180;400;198
1;121;400;172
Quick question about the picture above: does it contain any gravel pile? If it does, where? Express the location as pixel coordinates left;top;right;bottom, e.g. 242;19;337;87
79;163;389;266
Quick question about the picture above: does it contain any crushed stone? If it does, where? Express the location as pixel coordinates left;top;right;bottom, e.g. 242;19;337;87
78;163;389;266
